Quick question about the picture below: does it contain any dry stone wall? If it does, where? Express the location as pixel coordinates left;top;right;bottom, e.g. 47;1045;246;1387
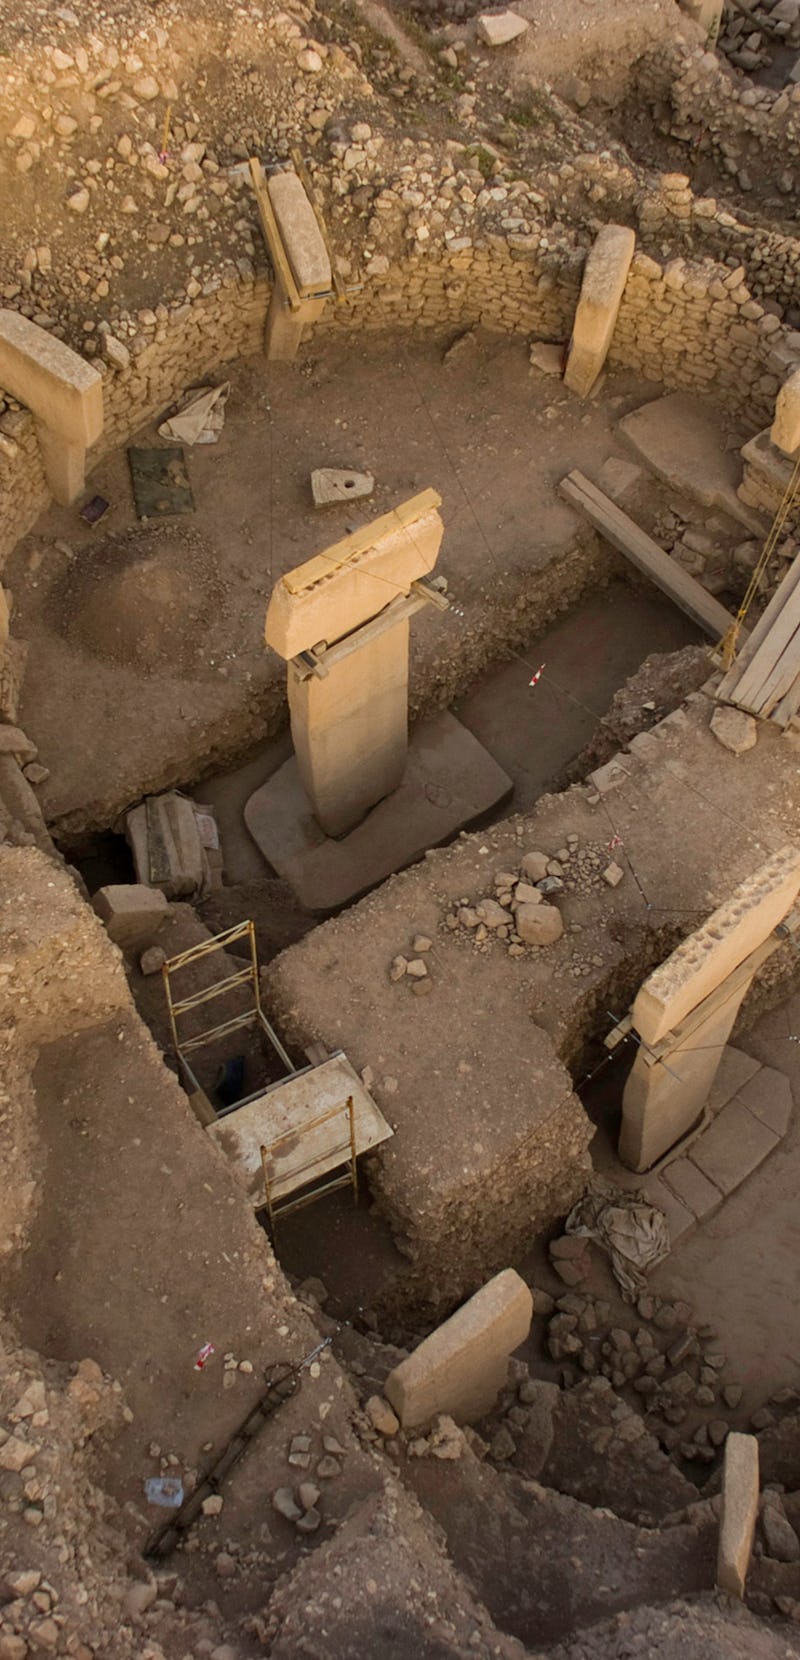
1;224;797;575
638;39;800;202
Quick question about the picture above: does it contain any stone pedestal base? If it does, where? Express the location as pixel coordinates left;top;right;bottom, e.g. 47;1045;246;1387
244;711;512;912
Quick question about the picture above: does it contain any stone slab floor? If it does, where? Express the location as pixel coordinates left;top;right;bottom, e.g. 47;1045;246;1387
647;990;800;1413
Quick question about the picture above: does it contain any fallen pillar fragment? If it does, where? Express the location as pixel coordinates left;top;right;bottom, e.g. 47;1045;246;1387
717;1432;759;1598
384;1268;533;1430
564;225;636;399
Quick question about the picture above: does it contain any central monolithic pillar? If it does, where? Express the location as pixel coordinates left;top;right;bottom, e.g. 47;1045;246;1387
289;617;410;838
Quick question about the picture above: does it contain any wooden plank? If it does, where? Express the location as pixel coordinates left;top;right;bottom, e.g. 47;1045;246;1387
206;1053;393;1205
772;673;800;728
717;552;800;700
727;578;800;711
750;626;800;716
559;471;736;640
248;157;302;313
717;551;800;693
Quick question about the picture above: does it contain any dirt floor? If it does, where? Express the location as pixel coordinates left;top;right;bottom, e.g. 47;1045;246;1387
5;331;678;839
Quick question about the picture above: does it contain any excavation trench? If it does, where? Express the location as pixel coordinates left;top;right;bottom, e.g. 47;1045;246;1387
63;576;702;916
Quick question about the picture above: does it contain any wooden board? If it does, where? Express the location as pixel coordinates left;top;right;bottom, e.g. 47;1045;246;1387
724;575;800;713
559;470;737;640
772;673;800;728
206;1052;393;1205
717;552;800;702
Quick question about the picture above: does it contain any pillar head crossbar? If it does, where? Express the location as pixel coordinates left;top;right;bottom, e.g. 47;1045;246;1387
290;575;451;682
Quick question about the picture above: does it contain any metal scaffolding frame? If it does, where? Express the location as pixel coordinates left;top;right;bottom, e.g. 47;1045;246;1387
259;1094;358;1229
161;919;293;1094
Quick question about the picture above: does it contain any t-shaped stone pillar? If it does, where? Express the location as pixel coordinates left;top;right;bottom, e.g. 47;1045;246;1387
265;491;444;838
619;845;800;1170
0;310;103;504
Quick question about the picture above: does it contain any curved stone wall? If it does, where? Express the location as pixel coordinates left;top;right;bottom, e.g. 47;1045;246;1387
0;231;791;576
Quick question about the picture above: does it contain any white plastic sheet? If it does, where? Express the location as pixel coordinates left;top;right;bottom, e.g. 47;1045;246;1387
158;382;230;445
564;1180;671;1299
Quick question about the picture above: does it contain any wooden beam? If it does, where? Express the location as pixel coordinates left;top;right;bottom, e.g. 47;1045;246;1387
725;573;800;712
559;470;737;640
717;552;800;702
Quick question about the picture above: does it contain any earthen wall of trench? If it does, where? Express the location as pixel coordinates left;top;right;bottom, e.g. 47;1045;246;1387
0;237;790;577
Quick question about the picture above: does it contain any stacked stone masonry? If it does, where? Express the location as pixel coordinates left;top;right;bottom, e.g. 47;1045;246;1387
2;226;799;576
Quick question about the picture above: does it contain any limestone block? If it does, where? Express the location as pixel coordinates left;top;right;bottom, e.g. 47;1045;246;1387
710;706;757;754
0;310;103;504
717;1433;759;1597
564;226;636;399
126;793;206;899
0;726;36;764
265;491;444;660
384;1269;533;1430
476;10;529;45
267;172;331;297
311;468;375;508
631;846;800;1045
92;885;169;953
620;971;752;1172
771;366;800;458
289;620;409;838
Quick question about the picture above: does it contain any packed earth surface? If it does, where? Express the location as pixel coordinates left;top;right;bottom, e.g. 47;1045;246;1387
3;0;800;1657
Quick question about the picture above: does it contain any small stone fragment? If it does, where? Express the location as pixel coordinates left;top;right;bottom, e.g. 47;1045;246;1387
520;850;549;881
477;9;529;44
272;1486;302;1522
710;706;758;755
476;898;510;929
516;902;564;946
762;1495;800;1562
365;1395;400;1436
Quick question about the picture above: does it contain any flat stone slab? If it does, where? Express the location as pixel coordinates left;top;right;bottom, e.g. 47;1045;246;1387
736;1066;793;1136
244;711;513;912
707;1045;761;1114
643;1175;694;1245
476;10;529;44
619;392;763;531
311;468;375;508
689;1097;779;1195
662;1155;722;1220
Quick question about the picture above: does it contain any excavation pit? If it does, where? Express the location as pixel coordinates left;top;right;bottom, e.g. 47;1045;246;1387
4;332;720;846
